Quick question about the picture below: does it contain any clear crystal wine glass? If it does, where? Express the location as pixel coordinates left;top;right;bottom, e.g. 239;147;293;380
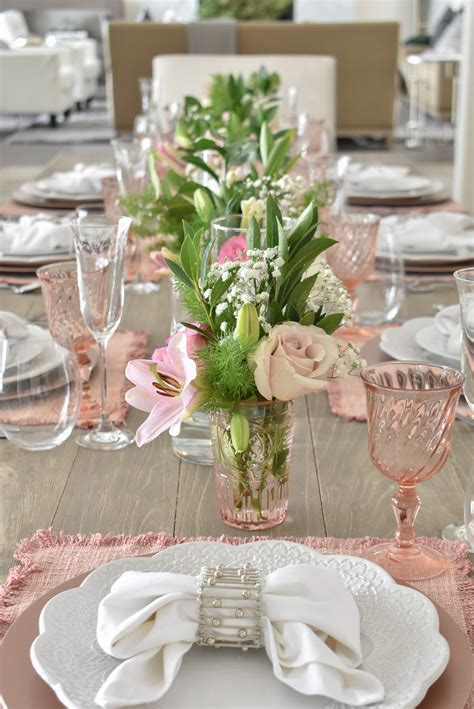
71;213;134;450
111;136;160;295
442;267;474;548
0;321;81;450
361;362;464;580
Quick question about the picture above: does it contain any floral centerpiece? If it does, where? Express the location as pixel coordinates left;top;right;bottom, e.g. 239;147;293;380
126;197;361;529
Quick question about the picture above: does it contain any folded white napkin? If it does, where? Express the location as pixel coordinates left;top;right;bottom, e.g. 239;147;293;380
0;311;34;369
380;213;473;255
348;164;429;192
35;162;114;196
435;306;461;355
95;564;384;708
0;214;72;256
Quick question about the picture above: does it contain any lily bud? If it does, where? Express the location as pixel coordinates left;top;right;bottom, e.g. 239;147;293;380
193;188;214;222
235;303;260;346
175;121;193;149
230;412;249;453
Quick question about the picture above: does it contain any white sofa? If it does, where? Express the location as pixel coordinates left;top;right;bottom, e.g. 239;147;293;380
152;54;337;140
0;9;101;110
45;35;101;107
0;46;75;123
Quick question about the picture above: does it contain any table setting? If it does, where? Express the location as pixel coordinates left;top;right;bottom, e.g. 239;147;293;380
0;65;473;709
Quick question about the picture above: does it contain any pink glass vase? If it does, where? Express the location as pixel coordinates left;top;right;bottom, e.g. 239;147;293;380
210;400;295;530
361;362;464;580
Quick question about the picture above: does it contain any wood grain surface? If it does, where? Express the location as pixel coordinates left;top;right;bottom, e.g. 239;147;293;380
0;153;472;580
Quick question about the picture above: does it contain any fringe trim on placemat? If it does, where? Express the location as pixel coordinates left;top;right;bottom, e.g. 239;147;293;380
1;530;472;645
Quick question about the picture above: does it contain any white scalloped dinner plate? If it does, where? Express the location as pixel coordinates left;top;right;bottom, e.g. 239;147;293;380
30;541;449;709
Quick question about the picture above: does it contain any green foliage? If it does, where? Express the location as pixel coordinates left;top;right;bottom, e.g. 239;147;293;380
199;0;292;20
197;336;258;410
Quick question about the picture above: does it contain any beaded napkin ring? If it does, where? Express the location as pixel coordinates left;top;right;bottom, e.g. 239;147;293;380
197;564;262;651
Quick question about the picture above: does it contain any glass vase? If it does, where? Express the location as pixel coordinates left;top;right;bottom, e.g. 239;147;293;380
210;400;295;530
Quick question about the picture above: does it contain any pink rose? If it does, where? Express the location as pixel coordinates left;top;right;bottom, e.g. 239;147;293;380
252;323;339;401
218;235;247;263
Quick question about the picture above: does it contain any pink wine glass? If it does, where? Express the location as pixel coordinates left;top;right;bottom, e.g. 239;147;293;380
361;362;464;581
325;213;379;303
37;261;99;416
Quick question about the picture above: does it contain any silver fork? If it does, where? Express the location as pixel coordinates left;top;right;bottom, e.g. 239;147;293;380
407;280;455;294
0;282;41;294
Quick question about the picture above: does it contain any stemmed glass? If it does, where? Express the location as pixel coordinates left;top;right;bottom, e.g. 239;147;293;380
324;213;380;314
71;213;135;450
36;261;99;416
361;362;464;580
300;154;350;214
111;136;160;295
442;267;474;547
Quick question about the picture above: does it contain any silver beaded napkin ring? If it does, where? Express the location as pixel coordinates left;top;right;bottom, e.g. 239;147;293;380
197;563;262;651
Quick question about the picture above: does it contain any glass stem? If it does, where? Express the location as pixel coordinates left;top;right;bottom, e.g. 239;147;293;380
97;339;109;432
392;484;421;549
134;237;143;285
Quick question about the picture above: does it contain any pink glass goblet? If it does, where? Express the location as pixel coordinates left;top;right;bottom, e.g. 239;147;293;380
361;362;464;581
325;213;379;304
37;261;99;416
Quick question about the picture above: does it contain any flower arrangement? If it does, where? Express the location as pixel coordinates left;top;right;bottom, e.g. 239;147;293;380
126;197;361;527
127;197;358;434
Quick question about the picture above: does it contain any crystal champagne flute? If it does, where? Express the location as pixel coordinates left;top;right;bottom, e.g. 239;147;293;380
71;213;134;450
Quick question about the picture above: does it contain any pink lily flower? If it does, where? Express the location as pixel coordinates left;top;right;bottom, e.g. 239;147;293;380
156;142;186;176
125;328;205;446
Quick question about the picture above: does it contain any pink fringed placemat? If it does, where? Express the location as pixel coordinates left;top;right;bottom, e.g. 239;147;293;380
1;530;472;656
77;329;148;428
1;329;148;430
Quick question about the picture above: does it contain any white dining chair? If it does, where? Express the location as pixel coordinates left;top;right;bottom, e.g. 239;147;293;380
152;54;336;140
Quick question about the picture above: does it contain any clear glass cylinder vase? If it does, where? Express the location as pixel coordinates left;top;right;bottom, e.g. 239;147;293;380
210;400;295;530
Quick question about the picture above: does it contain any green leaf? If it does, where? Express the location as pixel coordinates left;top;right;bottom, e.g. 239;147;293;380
200;234;216;285
147;152;161;199
259;122;273;165
266;300;284;326
246;217;261;251
288;203;315;247
191;138;226;156
265;129;295;175
180;235;199;281
286;274;318;314
265;195;282;248
278;238;336;301
315;312;344;334
277;219;288;261
180;322;212;340
164;258;194;289
182;155;219;183
210;270;237;310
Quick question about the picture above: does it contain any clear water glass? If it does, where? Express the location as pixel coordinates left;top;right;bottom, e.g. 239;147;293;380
297;114;331;157
111;136;160;294
355;224;405;324
71;212;135;450
0;322;81;450
442;268;474;548
300;154;350;214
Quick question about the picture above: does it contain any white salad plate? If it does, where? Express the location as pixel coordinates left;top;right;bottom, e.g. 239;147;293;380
347;178;443;200
21;182;101;201
30;540;449;709
379;318;461;369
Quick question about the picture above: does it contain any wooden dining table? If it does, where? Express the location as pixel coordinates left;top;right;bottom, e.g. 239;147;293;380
0;152;472;581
